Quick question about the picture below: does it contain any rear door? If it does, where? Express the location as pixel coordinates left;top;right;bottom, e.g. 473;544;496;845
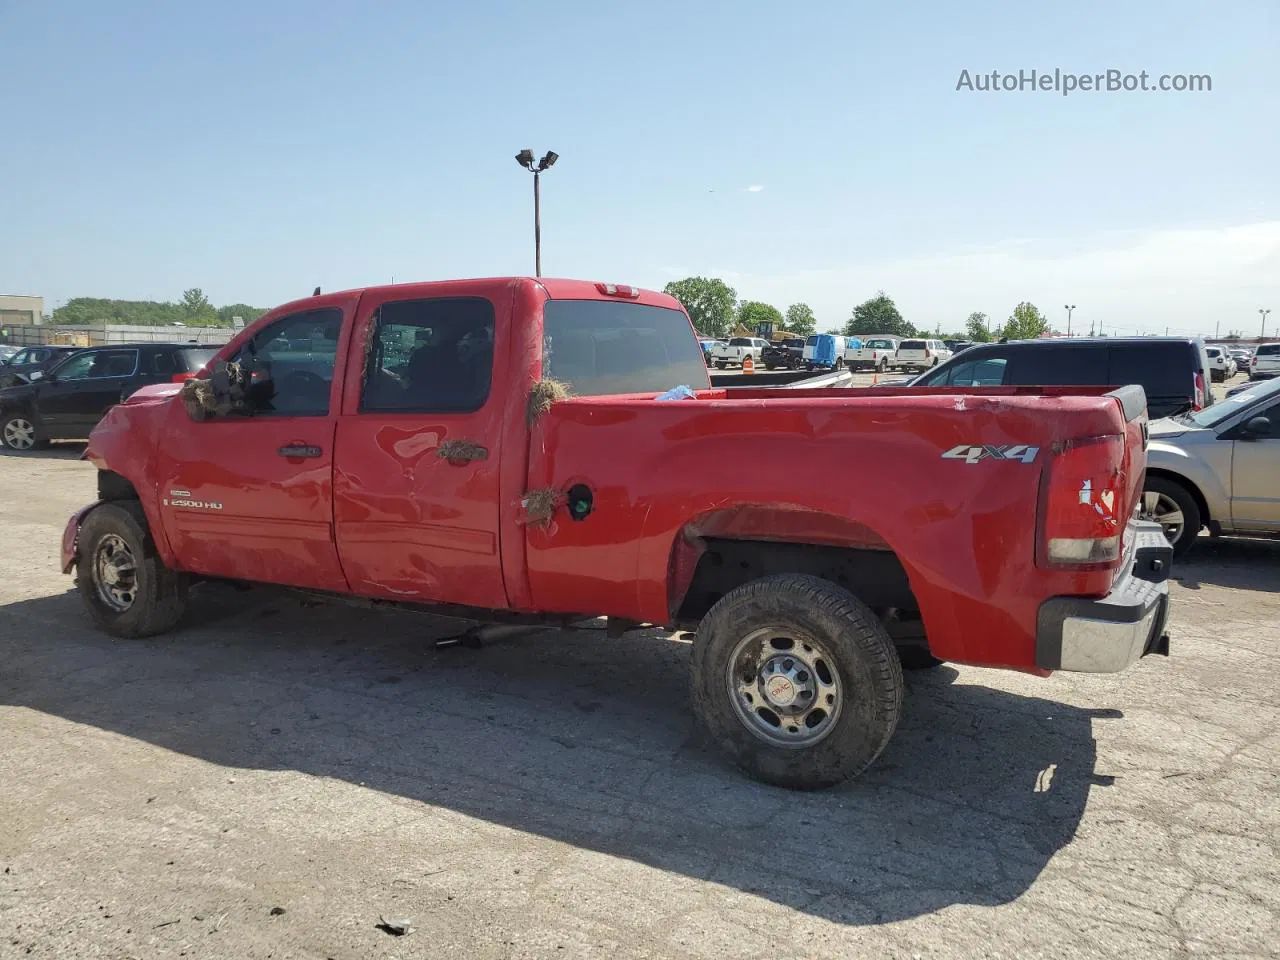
332;285;509;608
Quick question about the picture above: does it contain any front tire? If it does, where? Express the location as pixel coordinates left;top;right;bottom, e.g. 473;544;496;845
1;412;46;451
76;502;188;638
1140;476;1201;557
691;574;903;790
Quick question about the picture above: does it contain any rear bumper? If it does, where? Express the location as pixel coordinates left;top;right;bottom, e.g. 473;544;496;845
1035;522;1173;673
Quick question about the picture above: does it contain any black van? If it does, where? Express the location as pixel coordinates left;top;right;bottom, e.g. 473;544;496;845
908;337;1214;418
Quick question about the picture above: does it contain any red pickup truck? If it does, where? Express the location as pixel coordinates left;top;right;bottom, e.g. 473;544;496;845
62;277;1172;789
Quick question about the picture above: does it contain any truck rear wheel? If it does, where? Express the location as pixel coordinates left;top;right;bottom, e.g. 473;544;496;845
691;574;904;790
76;502;188;638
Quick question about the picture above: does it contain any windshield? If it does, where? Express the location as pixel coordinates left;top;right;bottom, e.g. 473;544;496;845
542;300;709;397
1185;376;1280;427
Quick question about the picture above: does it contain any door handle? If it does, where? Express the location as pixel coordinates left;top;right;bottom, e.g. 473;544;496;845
278;443;323;459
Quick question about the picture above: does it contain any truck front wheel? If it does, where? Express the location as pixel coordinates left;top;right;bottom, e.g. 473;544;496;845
691;574;904;790
76;502;188;638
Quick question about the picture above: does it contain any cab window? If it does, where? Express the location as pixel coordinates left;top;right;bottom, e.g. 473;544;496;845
360;297;494;413
229;308;343;416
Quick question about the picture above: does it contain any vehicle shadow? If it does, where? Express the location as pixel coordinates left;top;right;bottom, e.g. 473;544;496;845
0;586;1111;926
1174;535;1280;592
0;441;87;460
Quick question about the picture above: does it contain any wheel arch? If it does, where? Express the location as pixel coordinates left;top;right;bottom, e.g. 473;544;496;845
1144;467;1211;528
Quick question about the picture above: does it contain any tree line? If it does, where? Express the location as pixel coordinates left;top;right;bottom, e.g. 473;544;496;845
51;289;267;328
663;277;1052;342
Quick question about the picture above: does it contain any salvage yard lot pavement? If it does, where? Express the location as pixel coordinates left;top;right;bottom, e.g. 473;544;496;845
1;446;1278;960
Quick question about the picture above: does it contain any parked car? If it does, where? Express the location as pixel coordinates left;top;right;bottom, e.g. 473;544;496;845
846;335;901;372
0;343;218;450
61;276;1170;791
803;333;849;371
908;336;1215;419
1229;348;1253;369
1204;346;1237;382
1250;342;1280;380
895;338;952;373
697;338;724;367
0;345;82;389
761;337;806;370
710;336;769;369
947;340;976;354
1141;375;1280;555
0;345;20;364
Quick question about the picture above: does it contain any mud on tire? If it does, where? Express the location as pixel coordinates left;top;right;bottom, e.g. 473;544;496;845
691;574;904;790
76;501;188;638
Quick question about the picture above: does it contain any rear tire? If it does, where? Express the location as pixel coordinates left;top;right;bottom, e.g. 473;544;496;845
878;358;888;373
76;502;188;638
691;574;903;790
1140;476;1201;558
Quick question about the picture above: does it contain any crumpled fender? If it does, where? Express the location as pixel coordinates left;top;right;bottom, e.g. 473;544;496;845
61;501;101;574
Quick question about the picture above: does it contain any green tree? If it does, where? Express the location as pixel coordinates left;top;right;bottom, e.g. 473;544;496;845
784;302;817;337
965;311;992;342
181;287;215;322
737;300;784;334
216;303;267;326
663;277;738;338
999;301;1049;341
845;291;911;338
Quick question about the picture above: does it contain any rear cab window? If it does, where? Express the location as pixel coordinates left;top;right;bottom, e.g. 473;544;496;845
542;299;709;396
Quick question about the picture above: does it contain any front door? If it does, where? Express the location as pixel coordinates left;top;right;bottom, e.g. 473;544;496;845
332;284;509;609
1230;397;1280;530
35;348;143;434
153;297;359;592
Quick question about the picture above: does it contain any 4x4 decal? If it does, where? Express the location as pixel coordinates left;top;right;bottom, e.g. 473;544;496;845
942;444;1040;464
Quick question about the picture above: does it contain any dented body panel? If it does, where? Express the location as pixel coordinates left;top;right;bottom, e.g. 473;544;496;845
74;277;1154;675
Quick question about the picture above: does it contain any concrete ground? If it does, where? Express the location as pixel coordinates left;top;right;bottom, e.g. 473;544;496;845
2;402;1277;959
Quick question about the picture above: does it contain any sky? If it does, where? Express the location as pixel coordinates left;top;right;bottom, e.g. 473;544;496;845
1;0;1277;337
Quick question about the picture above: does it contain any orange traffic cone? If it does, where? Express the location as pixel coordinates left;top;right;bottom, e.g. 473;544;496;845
871;370;878;385
743;355;755;374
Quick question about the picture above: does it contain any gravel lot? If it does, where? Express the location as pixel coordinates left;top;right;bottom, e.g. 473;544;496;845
2;415;1277;959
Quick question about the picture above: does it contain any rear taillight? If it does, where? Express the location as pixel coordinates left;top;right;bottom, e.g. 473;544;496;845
1193;372;1206;411
923;348;931;358
1042;435;1126;566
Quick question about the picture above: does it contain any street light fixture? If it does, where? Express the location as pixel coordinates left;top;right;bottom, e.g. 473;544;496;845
1064;304;1076;337
1261;307;1272;339
514;148;559;276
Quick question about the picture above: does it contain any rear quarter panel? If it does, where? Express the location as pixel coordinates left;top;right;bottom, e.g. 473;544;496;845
524;389;1130;671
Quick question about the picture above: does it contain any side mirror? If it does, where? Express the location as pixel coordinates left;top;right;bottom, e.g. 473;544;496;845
1241;416;1272;439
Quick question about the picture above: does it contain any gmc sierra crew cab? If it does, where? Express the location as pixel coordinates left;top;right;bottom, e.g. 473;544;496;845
62;277;1172;790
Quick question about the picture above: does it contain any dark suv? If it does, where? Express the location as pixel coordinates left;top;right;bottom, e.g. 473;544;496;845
0;343;218;450
908;337;1214;419
0;345;82;389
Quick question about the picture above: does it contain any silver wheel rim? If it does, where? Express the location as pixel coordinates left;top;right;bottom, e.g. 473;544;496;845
2;418;35;450
92;533;138;612
1141;491;1185;544
726;627;843;748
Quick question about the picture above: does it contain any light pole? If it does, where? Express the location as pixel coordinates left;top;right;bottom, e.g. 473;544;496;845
1064;304;1076;337
1262;308;1272;339
515;149;559;277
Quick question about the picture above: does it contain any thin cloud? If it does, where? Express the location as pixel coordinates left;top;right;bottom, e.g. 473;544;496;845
745;185;765;193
